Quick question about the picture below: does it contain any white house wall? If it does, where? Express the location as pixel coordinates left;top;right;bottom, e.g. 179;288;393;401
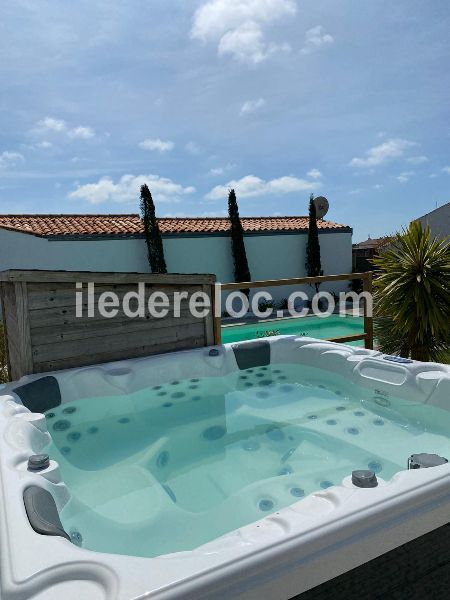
163;231;352;307
163;235;235;282
0;228;149;272
0;228;352;299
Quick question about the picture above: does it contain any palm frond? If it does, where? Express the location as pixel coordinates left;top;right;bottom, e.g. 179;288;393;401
372;221;450;361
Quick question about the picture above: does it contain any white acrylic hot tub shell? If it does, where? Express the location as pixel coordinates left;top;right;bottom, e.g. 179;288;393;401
0;336;449;600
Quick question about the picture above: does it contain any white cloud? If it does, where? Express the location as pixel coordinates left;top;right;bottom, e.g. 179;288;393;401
210;167;224;175
191;0;297;41
218;22;289;64
206;174;318;200
69;174;195;204
307;168;322;179
442;166;450;174
209;163;236;176
373;184;383;189
36;117;66;133
139;138;174;153
36;140;53;149
397;171;414;183
300;25;334;54
240;97;265;115
33;117;95;141
406;155;428;165
219;22;266;63
191;0;296;64
68;126;95;140
0;151;25;169
301;26;334;55
185;141;201;155
350;138;417;168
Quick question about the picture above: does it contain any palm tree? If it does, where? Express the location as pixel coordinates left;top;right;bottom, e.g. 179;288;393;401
372;221;450;362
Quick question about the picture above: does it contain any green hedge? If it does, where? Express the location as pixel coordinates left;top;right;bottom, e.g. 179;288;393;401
0;323;8;384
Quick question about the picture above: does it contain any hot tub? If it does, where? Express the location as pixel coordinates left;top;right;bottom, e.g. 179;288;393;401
0;336;449;599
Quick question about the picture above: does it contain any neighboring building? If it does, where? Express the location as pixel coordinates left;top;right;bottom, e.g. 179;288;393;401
415;201;450;241
352;237;388;272
0;214;353;300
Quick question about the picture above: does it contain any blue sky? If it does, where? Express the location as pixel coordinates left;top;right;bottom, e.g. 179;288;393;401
1;0;449;241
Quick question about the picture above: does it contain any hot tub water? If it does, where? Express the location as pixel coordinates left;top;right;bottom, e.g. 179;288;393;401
42;363;450;558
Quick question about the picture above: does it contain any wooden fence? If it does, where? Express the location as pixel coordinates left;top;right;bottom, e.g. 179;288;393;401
0;269;373;381
213;272;373;349
0;270;216;381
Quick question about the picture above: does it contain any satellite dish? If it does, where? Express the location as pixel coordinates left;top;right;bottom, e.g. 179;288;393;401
313;196;329;219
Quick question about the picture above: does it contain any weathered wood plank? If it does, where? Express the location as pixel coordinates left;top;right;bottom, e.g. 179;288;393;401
0;270;216;285
14;282;34;377
27;283;203;310
33;336;206;373
327;333;367;344
202;284;215;346
2;284;18;348
1;270;216;378
0;282;14;380
211;282;222;345
29;306;195;329
32;321;205;362
30;311;201;345
363;275;374;350
28;295;199;328
2;282;34;379
221;272;370;290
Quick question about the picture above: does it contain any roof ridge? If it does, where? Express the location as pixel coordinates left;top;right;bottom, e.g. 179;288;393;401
0;213;351;236
158;215;310;220
0;213;140;218
0;214;311;219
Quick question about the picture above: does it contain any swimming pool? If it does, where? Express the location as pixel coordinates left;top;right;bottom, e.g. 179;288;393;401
0;336;449;599
221;315;364;344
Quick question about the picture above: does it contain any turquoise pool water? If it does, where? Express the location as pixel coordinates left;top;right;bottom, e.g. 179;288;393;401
43;363;450;559
221;315;364;344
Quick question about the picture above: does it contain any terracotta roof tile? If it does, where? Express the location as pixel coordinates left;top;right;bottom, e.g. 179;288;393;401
0;214;351;237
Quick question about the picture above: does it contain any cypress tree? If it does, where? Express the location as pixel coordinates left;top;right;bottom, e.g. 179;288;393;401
305;194;323;293
228;189;251;296
140;184;167;274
